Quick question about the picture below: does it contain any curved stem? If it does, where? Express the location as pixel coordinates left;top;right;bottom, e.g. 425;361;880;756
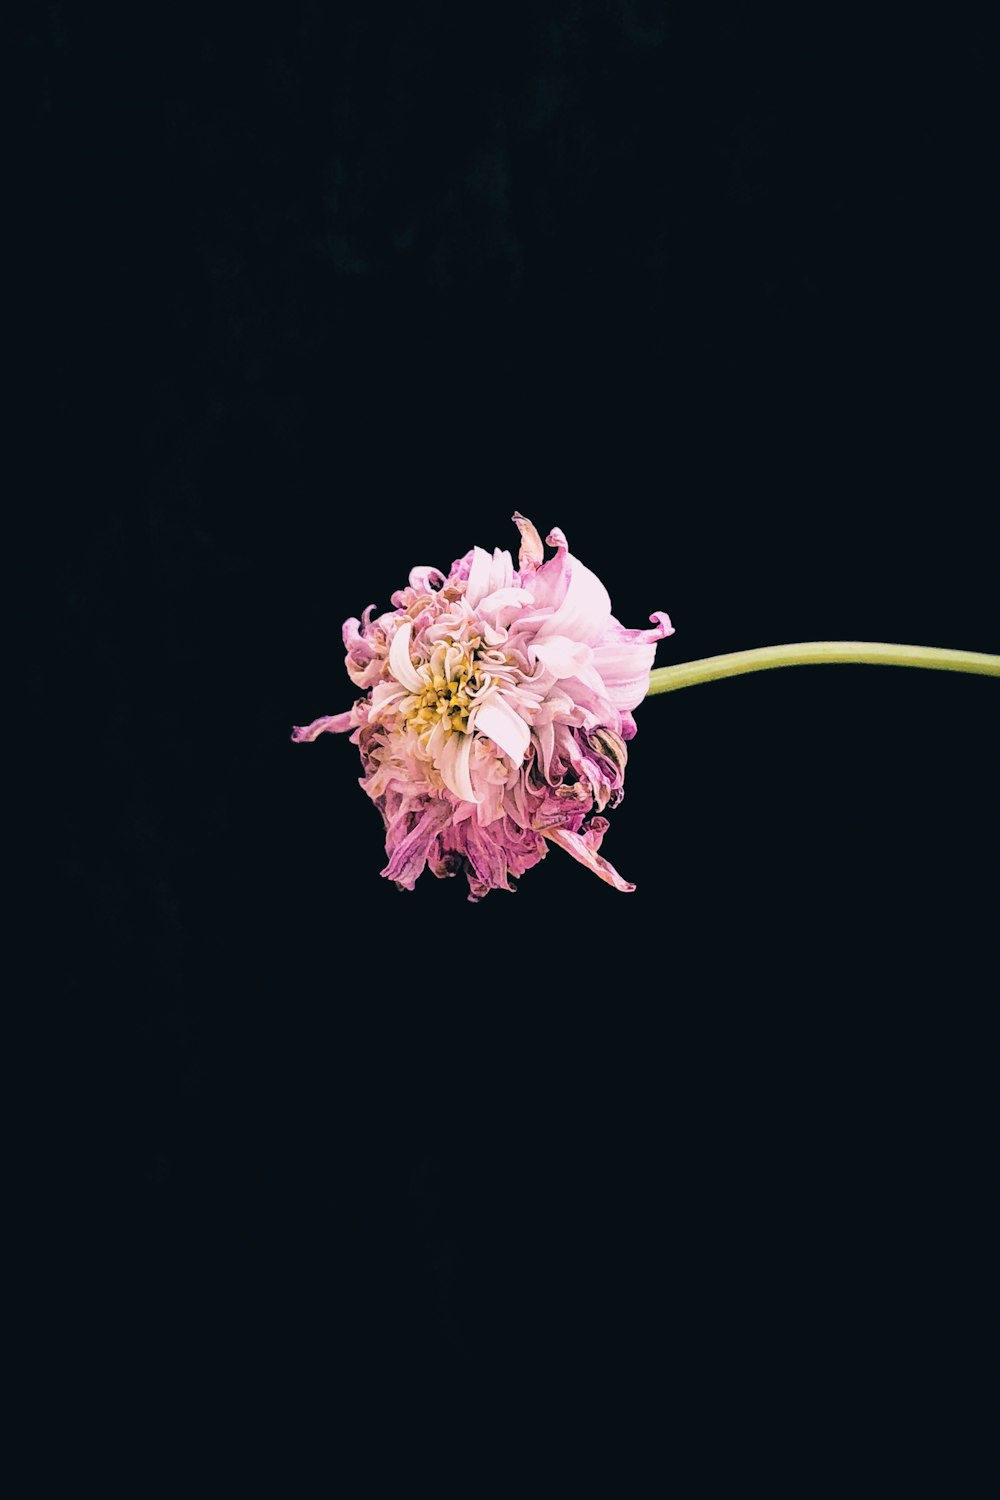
646;641;1000;697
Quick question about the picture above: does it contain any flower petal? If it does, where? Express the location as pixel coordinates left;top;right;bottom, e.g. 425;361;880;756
512;511;544;572
593;613;675;709
542;825;636;892
465;546;515;608
473;695;531;766
524;529;612;646
530;634;595;679
388;619;424;692
290;711;355;741
437;728;479;803
381;799;453;888
475;585;534;627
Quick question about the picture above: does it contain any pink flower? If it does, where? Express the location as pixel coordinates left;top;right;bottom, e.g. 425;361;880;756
292;515;673;899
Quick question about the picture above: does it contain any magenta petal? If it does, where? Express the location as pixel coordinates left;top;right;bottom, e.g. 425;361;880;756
381;799;453;888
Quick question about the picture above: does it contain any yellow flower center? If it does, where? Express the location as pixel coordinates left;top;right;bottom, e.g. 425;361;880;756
401;639;481;739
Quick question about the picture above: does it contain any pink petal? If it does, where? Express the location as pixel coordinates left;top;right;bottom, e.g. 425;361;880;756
530;634;595;679
526;529;612;646
381;799;453;888
593;613;675;710
542;826;636;892
475;585;534;626
290;711;354;742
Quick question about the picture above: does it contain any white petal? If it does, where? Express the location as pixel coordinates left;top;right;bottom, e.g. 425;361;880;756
489;546;514;593
466;545;515;607
473;696;531;766
464;546;494;607
388;620;424;692
437;729;478;803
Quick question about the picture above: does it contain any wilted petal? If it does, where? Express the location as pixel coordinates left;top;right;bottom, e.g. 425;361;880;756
542;825;636;892
408;565;447;592
290;711;355;742
381;799;453;887
512;511;544;572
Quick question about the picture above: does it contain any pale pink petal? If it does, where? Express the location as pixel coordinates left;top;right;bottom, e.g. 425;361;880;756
388;619;424;692
542;826;636;892
472;696;531;766
465;546;514;607
593;613;675;709
530;634;595;679
488;546;514;594
475;585;534;626
464;546;495;607
526;529;612;646
591;639;658;709
290;711;354;742
408;565;447;591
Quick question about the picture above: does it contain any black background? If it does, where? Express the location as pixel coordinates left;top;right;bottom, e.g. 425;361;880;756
10;1;999;1487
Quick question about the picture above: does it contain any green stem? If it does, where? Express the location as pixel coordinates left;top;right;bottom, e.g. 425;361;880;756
646;641;1000;696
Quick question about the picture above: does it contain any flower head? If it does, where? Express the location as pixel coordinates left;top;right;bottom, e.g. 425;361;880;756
292;514;673;899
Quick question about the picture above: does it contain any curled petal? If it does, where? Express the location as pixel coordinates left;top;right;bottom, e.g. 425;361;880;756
525;529;612;646
290;711;354;742
388;619;424;692
408;565;447;592
475;585;534;627
512;511;544;572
